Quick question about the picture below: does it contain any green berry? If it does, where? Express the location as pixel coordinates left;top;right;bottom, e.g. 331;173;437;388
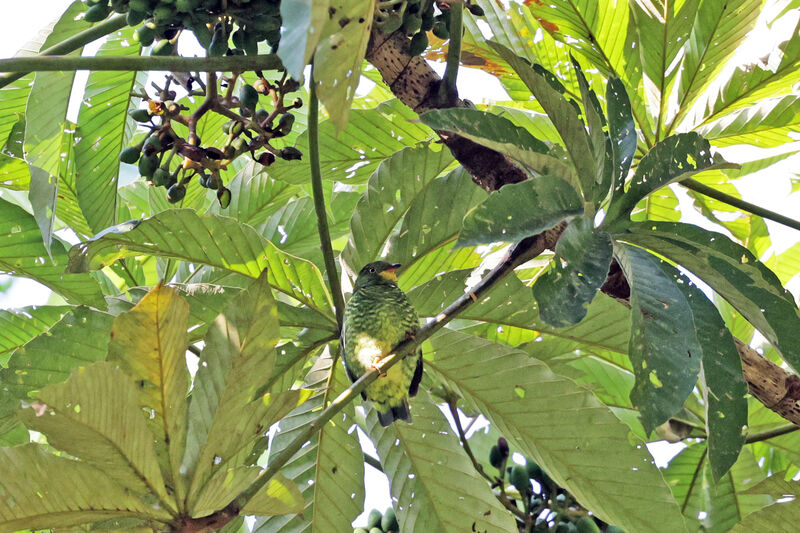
403;14;422;35
254;108;269;125
525;458;542;480
510;464;530;495
167;183;186;203
432;21;449;40
239;84;259;112
276;113;294;136
605;527;625;533
135;25;156;47
208;27;228;56
575;516;601;533
369;529;382;533
216;186;231;208
153;168;171;187
119;146;141;164
189;22;213;48
381;507;398;532
489;445;503;469
279;147;302;161
126;10;146;26
353;529;369;533
138;154;159;178
84;4;110;23
467;4;486;17
366;509;382;529
151;39;175;56
129;108;151;122
381;14;404;33
409;31;428;56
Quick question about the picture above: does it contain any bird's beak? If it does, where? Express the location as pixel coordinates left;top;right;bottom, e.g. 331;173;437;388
380;263;402;282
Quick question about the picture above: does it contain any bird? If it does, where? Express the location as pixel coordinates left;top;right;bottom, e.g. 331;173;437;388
341;261;423;427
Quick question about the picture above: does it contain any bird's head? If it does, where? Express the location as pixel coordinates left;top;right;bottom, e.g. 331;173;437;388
354;261;402;288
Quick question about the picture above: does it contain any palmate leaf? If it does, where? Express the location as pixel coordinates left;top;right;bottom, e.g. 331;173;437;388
66;209;334;318
0;305;68;364
456;176;583;248
620;221;800;371
266;99;433;186
19;362;173;511
313;0;375;130
107;285;190;500
664;443;770;533
365;392;517;533
255;352;364;532
75;27;145;234
342;145;454;275
697;94;800;148
0;444;171;531
533;218;613;327
0;198;105;307
427;329;687;533
419;108;576;184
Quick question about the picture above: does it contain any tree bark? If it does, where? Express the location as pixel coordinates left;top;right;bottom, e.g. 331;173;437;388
365;27;800;429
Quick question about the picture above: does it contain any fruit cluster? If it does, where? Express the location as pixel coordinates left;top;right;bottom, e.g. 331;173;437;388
354;507;398;533
83;0;281;57
489;437;624;533
374;0;485;56
119;71;301;206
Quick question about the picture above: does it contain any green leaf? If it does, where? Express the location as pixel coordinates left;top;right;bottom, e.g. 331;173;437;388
19;362;173;510
53;125;93;236
313;0;375;130
256;352;364;532
697;94;800;148
619;221;800;371
241;473;305;516
490;42;596;197
631;185;681;222
0;305;68;365
605;132;731;224
342;145;454;275
673;0;763;130
107;285;190;500
0;198;105;307
606;77;636;200
614;244;703;432
664;443;770;532
279;0;330;79
75;27;145;233
419;108;574;181
533;218;613;327
427;329;687;532
67;209;334;319
0;444;170;530
0;307;113;407
365;392;517;533
456;176;583;248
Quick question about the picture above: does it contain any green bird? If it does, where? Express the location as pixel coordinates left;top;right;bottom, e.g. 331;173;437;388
341;261;423;426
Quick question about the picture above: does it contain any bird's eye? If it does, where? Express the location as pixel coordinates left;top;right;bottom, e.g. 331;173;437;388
368;267;375;273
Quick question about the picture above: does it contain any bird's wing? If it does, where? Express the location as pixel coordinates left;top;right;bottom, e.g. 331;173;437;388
408;349;423;398
340;328;367;400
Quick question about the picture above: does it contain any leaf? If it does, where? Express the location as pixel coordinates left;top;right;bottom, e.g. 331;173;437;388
0;444;170;531
313;0;375;130
606;77;636;199
242;473;305;516
631;185;681;222
532;217;613;327
619;221;800;372
674;0;764;129
0;198;106;307
52;124;93;236
697;94;800;148
67;209;334;319
490;42;596;197
364;392;517;533
107;284;190;500
75;27;145;233
604;132;731;224
255;352;364;532
0;305;68;364
456;176;583;248
19;362;173;510
419;108;575;181
427;329;687;532
342;145;454;274
279;0;330;79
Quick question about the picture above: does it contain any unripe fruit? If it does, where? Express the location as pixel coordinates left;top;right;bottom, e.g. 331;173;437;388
153;168;171;187
489;445;503;469
152;39;175;56
575;516;601;533
409;31;428;56
432;21;449;40
403;14;422;35
239;84;259;111
353;529;369;533
167;183;186;203
525;458;542;480
555;523;577;533
366;509;382;529
126;10;146;26
369;529;382;533
605;527;624;533
84;4;110;23
119;146;141;164
468;4;486;16
510;464;530;495
135;25;156;47
276;113;294;136
189;22;213;48
138;154;159;178
381;507;398;532
129;108;151;122
497;437;509;457
254;108;269;125
279;147;302;161
217;186;231;208
208;28;228;56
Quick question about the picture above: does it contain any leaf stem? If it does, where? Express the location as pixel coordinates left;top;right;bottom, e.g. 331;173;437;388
682;178;800;233
438;1;463;104
309;65;346;329
0;14;128;89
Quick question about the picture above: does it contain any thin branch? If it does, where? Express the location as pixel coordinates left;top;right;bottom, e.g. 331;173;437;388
438;1;463;105
0;54;281;78
186;227;559;532
682;178;800;233
745;424;800;443
364;453;384;472
309;66;346;329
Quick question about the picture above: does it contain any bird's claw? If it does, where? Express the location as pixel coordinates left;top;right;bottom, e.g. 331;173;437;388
372;357;387;378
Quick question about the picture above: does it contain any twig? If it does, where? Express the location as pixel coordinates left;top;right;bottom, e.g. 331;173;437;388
309;66;347;329
438;1;463;105
682;178;800;233
364;453;384;472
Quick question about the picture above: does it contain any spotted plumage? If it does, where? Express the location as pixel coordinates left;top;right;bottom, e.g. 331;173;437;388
341;261;423;426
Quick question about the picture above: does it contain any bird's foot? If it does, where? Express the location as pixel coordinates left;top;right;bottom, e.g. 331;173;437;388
371;357;387;378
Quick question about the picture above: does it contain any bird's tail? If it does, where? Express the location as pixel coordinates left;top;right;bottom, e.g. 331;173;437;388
377;400;412;427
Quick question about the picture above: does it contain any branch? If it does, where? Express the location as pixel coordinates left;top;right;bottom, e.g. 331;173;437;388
0;14;127;89
183;224;562;532
438;1;463;105
309;66;346;329
682;178;800;233
0;54;281;77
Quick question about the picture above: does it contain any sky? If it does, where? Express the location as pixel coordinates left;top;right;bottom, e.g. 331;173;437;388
2;0;800;528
